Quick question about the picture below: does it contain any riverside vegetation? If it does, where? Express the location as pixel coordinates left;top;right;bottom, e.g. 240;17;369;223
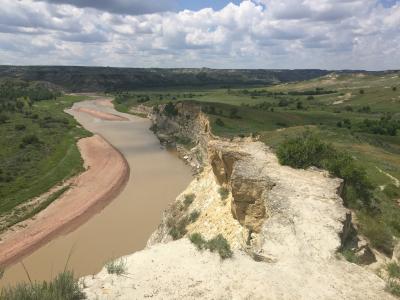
113;71;400;261
0;79;90;232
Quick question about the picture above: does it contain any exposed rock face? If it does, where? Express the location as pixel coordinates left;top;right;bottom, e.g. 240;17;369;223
208;140;272;232
82;103;394;299
150;102;211;171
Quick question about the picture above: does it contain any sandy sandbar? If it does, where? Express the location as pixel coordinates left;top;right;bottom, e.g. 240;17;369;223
75;107;129;121
0;135;129;267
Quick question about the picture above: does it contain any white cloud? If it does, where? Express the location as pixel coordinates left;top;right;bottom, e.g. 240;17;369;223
0;0;399;70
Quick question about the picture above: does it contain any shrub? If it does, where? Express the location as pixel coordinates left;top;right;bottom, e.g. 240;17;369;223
276;134;332;169
183;194;195;207
206;234;233;259
387;262;400;279
218;187;229;200
215;118;225;127
189;210;200;223
277;134;374;210
278;99;289;107
15;124;26;131
164;102;178;117
393;87;397;92
0;270;85;300
106;258;127;275
0;113;9;124
20;134;41;148
169;217;189;240
296;101;304;110
189;233;233;259
359;89;365;94
189;233;206;250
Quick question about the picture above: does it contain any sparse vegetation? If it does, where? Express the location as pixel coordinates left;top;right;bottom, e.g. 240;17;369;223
218;187;229;200
0;270;85;300
189;233;233;259
106;258;127;275
183;193;195;207
387;262;400;279
189;210;200;223
386;279;400;297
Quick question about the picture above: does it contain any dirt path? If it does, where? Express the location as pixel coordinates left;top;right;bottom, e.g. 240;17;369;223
0;135;129;268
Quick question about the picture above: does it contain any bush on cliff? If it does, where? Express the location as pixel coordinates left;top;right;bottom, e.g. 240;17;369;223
189;233;233;259
276;134;395;255
277;133;374;209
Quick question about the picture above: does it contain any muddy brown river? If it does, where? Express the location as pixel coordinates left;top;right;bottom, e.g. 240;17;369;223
0;98;192;287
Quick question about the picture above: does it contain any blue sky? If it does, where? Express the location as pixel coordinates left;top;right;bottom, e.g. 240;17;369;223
178;0;243;11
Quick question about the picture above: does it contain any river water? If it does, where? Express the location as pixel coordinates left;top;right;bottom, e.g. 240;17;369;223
0;99;192;287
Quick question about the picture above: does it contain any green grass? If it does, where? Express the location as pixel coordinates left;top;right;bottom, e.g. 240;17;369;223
106;258;127;275
0;95;90;222
0;270;85;300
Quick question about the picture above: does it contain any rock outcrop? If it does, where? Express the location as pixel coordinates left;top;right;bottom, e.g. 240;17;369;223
82;102;394;299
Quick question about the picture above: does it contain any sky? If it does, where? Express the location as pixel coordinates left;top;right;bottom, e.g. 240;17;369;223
0;0;399;70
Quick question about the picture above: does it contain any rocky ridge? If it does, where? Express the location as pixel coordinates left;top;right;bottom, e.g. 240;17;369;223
83;102;395;299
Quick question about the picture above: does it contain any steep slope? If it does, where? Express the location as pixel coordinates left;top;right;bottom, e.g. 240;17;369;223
82;105;394;299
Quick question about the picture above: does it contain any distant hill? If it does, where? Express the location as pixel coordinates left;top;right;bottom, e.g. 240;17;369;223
0;66;331;92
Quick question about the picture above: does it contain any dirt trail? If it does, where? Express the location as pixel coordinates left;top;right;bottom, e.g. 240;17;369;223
0;135;129;268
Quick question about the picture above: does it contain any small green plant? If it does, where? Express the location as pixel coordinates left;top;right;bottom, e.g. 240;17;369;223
388;262;400;279
106;258;127;275
386;279;400;297
189;233;207;250
0;267;4;279
189;210;200;223
218;187;229;200
169;217;189;240
189;233;233;259
184;193;195;207
207;234;233;259
341;249;359;264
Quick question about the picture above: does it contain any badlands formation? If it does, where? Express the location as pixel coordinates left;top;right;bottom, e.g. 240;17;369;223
83;103;395;299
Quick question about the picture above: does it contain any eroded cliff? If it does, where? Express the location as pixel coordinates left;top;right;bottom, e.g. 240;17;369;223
83;102;395;299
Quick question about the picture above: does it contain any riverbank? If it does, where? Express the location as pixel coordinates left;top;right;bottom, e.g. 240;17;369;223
0;135;129;268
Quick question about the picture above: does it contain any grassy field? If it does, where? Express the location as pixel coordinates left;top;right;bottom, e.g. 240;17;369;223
0;92;90;228
114;71;400;255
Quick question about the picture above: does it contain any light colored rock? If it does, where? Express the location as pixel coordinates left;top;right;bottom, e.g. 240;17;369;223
83;240;394;300
84;139;394;300
83;103;393;299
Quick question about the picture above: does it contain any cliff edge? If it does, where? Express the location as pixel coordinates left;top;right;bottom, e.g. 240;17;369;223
82;103;394;299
